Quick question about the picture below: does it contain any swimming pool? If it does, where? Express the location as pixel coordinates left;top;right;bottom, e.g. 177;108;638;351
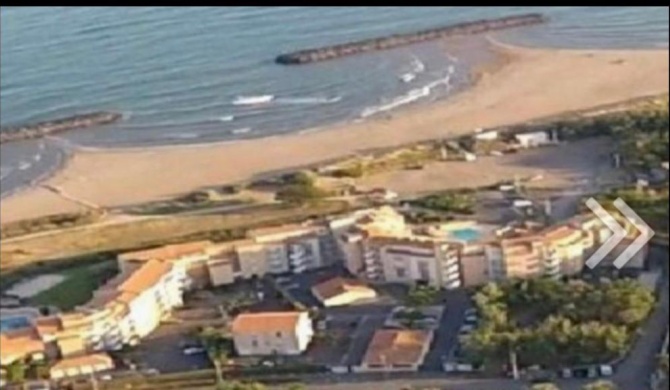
449;227;483;242
0;315;31;333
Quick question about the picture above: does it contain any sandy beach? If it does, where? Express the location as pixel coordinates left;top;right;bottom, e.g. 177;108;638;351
2;42;668;224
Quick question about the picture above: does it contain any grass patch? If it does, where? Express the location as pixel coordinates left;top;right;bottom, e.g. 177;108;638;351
0;211;103;240
29;260;118;310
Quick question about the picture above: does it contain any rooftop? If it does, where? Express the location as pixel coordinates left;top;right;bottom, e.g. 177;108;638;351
118;241;212;262
312;277;376;301
0;328;45;364
231;311;305;334
118;260;173;295
50;352;114;372
362;329;432;367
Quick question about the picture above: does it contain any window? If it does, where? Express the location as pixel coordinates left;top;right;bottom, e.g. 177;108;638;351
418;262;431;281
276;331;283;338
251;339;258;348
395;267;407;278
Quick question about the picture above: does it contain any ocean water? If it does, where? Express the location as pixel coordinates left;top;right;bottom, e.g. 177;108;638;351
1;7;668;197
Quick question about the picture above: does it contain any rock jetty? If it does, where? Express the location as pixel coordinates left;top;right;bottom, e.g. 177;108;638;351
0;111;122;144
276;13;546;65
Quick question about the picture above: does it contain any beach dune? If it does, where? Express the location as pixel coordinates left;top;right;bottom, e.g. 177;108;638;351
1;43;668;224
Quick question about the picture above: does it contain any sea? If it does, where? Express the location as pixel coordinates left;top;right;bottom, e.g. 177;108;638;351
1;7;668;197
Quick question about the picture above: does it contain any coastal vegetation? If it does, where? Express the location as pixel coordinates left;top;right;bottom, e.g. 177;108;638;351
275;172;331;204
326;145;441;179
594;187;669;234
409;191;476;215
464;278;655;371
0;210;103;240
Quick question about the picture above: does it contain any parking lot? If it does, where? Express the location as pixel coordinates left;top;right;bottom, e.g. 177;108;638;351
128;323;212;374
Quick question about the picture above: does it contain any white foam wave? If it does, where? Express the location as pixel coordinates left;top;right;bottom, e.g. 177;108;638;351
412;56;425;73
219;115;235;122
164;133;201;140
361;67;454;118
230;127;252;135
18;161;32;171
33;154;42;162
399;73;416;83
232;95;275;106
274;96;343;105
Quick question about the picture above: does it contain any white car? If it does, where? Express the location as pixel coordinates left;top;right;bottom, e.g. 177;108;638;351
459;324;475;335
182;347;206;356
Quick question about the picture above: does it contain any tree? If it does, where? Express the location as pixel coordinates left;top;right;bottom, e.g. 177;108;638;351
199;327;231;388
284;384;305;390
218;382;267;390
275;184;329;204
405;285;440;307
582;380;618;390
531;384;561;390
5;360;27;383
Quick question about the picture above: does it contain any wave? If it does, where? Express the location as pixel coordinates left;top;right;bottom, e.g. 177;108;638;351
232;95;275;106
219;115;235;122
18;161;32;171
0;168;15;183
399;73;416;83
412;56;426;73
361;67;455;118
163;132;202;140
274;96;342;105
33;154;42;162
230;127;252;135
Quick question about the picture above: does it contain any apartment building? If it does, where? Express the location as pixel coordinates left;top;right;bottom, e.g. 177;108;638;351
486;236;547;281
338;207;463;289
0;328;46;366
231;311;314;356
207;223;337;287
458;243;490;288
47;259;188;356
337;206;641;289
371;237;462;289
542;224;595;276
49;353;115;380
117;240;214;289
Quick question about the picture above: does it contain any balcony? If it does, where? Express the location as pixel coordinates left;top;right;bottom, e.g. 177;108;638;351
444;279;462;290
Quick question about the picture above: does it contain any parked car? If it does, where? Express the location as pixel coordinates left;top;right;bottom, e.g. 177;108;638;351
459;323;476;335
183;346;206;355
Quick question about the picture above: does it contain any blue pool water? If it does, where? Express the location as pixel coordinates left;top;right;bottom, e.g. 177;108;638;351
449;228;482;242
0;316;32;333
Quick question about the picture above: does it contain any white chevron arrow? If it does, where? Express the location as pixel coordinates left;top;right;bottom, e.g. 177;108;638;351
585;197;628;269
611;198;655;269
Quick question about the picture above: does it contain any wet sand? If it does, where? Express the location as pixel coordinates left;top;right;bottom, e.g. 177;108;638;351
1;42;668;224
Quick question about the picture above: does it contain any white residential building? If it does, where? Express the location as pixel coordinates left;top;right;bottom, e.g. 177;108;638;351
231;312;314;356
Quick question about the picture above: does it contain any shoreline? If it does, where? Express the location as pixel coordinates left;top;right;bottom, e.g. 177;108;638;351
1;41;668;224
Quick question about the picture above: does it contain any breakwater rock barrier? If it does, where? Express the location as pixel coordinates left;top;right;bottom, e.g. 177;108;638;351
0;112;122;144
276;13;546;65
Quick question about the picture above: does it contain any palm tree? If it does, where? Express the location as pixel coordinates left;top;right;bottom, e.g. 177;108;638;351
199;327;229;388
